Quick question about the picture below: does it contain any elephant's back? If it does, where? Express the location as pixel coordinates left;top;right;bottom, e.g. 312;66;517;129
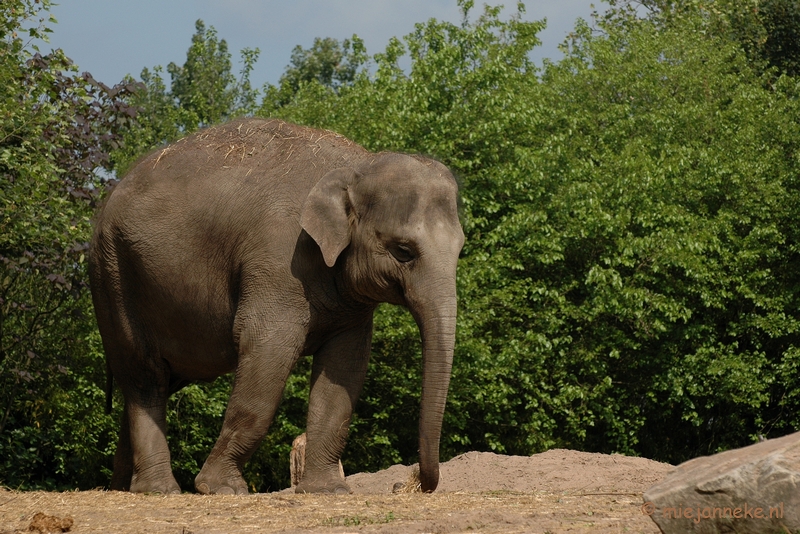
98;122;349;241
104;118;368;225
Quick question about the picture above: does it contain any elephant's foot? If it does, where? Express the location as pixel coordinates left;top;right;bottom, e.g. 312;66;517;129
195;467;249;495
295;476;352;495
129;470;181;495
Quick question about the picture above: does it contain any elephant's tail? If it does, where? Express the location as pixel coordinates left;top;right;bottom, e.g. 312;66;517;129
105;360;113;415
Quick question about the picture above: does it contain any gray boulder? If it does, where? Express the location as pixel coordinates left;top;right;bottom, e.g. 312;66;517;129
643;431;800;533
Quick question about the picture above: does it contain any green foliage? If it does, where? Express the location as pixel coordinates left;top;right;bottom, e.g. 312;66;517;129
167;20;258;129
1;0;136;489
754;0;800;75
261;1;543;172
262;36;367;109
492;13;800;461
540;1;800;462
607;0;800;76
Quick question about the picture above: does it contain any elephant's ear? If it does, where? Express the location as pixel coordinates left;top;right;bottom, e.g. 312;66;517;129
301;167;359;267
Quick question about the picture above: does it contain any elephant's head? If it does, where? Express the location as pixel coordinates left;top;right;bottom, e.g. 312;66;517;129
301;153;464;492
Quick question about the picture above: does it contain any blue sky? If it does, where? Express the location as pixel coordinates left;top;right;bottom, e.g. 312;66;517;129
40;1;605;89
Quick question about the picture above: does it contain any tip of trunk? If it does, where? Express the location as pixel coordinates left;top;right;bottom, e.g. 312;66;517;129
419;466;439;493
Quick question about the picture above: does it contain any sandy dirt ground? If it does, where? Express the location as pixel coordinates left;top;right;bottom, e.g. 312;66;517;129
0;449;674;533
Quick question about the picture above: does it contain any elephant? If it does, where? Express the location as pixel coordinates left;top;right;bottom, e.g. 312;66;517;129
88;118;464;495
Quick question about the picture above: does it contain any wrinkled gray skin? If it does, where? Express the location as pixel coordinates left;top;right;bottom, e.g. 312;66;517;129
89;118;464;495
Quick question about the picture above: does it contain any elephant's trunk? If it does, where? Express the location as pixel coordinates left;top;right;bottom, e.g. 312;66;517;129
408;285;458;493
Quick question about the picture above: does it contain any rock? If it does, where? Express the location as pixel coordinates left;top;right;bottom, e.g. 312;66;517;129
643;431;800;533
289;433;345;487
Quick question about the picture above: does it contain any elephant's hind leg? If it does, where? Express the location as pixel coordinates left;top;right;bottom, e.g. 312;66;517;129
93;237;180;494
109;335;179;494
121;375;180;494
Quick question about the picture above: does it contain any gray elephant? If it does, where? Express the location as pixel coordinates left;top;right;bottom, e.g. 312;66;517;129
89;118;464;495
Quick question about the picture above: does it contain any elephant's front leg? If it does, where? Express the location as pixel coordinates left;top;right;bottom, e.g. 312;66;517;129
195;322;305;495
296;319;373;494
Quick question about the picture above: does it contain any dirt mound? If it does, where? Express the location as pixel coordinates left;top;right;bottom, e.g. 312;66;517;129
346;449;674;494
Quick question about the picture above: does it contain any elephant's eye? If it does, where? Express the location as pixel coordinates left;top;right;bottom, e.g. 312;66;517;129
388;242;415;263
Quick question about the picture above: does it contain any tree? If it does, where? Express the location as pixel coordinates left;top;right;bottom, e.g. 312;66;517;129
111;20;260;174
754;0;800;75
262;36;367;109
168;20;260;129
464;8;800;462
1;0;139;488
605;0;800;76
284;36;367;92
